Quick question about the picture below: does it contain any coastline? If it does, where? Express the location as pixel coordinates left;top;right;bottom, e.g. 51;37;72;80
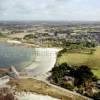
0;39;62;76
0;39;91;100
23;48;62;77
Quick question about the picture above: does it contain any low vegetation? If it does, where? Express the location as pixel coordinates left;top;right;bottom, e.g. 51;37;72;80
8;79;88;100
57;48;100;78
0;32;7;37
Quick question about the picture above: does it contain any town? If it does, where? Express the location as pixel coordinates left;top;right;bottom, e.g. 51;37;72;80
0;21;100;48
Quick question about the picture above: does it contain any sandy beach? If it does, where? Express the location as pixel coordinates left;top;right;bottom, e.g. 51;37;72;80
15;92;59;100
24;48;61;77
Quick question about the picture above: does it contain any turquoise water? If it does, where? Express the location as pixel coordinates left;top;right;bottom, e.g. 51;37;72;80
0;43;35;71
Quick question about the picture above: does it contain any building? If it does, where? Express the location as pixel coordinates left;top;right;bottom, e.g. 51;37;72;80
57;33;67;39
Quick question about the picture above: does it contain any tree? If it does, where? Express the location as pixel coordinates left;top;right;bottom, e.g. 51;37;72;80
23;34;34;40
51;63;73;84
73;65;94;86
0;33;6;37
93;92;100;100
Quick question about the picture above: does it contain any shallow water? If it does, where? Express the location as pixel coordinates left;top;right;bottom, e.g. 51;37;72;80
0;43;59;75
0;43;35;70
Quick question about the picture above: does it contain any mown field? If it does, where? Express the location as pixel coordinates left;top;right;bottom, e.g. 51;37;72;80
57;47;100;78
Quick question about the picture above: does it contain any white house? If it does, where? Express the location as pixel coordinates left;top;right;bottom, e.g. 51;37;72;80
48;32;55;36
57;33;67;39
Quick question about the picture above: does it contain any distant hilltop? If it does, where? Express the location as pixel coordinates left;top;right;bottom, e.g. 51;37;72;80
0;20;100;26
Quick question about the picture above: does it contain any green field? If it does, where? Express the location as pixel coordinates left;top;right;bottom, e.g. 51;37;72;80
57;47;100;78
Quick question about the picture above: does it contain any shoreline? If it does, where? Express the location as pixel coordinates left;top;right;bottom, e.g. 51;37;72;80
0;40;62;77
23;48;62;77
0;40;90;100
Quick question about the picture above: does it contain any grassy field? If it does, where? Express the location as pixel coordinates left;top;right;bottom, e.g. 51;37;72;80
57;47;100;78
8;79;88;100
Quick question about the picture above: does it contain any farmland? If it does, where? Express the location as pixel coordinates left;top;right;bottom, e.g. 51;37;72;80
57;47;100;78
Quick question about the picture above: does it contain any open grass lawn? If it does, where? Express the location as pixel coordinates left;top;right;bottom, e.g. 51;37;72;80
57;47;100;78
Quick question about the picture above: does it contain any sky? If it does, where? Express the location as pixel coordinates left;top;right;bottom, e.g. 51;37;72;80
0;0;100;21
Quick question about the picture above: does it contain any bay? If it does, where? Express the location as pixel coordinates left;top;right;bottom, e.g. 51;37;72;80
0;43;35;71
